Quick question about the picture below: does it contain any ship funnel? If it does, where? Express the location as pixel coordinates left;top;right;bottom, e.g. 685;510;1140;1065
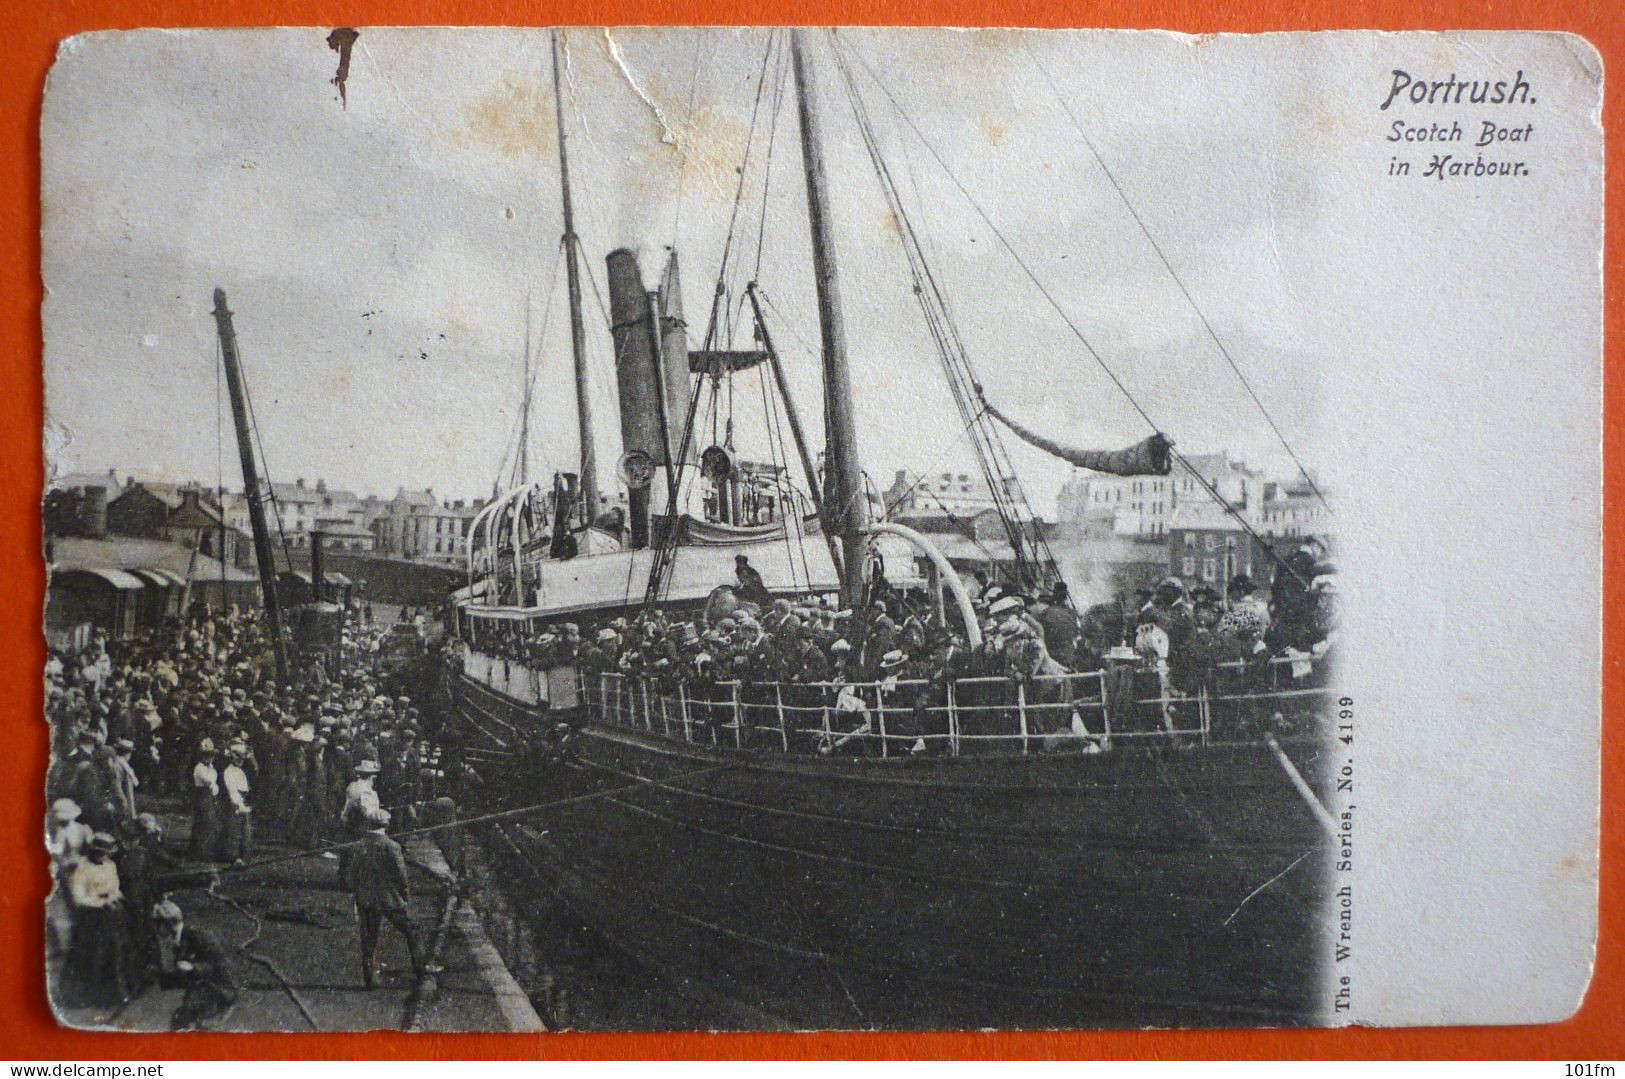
607;248;693;548
658;250;692;457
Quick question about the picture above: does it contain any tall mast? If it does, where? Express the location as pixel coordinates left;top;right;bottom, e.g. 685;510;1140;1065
210;287;290;686
519;295;532;485
552;29;598;524
791;29;868;608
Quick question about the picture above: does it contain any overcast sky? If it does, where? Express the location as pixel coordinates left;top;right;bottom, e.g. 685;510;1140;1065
42;27;1330;511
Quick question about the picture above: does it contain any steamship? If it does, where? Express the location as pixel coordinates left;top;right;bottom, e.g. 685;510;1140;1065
448;29;1338;1030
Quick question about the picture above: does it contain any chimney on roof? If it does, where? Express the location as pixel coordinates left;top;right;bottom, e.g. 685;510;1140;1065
296;478;305;489
81;487;107;539
316;479;327;494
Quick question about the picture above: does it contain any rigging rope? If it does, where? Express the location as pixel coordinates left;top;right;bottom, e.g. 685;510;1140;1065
830;36;1058;588
506;240;567;491
834;34;1311;590
753;36;791;283
1024;47;1331;512
701;31;777;352
645;37;803;609
880;411;989;519
835;34;1158;434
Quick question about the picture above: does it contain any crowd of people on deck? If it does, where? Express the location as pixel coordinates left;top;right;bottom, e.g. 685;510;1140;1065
44;605;441;1022
461;543;1339;751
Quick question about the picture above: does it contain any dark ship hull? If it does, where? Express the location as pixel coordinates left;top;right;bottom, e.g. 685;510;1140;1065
453;667;1333;1030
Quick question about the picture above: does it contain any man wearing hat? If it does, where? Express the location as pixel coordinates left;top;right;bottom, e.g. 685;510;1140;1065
339;758;383;872
109;738;141;825
220;744;254;865
116;812;187;970
1037;583;1082;670
70;729;119;833
151;899;237;1031
348;807;429;989
734;554;771;608
863;602;900;679
131;698;164;794
48;727;93;804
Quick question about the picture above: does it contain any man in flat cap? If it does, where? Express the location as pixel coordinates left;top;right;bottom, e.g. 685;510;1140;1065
348;807;429;989
109;738;140;826
152;899;237;1031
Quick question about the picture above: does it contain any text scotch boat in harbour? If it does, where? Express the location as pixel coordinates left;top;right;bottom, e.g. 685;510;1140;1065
449;28;1339;1029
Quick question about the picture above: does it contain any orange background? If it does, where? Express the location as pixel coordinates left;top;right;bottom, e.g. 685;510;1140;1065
2;0;1619;1061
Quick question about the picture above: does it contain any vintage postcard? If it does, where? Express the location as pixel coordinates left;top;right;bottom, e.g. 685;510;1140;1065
39;27;1601;1032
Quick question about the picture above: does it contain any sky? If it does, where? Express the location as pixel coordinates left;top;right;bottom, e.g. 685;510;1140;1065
42;27;1331;513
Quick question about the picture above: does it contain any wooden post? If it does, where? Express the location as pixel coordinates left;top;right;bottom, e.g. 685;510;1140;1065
1102;671;1114;748
875;683;889;758
731;683;743;748
774;684;790;752
1017;681;1030;756
679;682;693;743
947;679;960;757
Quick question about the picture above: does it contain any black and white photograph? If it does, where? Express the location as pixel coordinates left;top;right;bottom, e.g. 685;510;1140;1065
39;26;1601;1033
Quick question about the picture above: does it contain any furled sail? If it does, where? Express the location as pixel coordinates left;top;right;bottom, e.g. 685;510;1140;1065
984;402;1173;476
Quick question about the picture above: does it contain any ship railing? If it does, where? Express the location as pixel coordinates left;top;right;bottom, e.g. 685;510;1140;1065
580;654;1336;757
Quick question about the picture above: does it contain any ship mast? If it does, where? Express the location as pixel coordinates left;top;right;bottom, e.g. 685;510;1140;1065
210;287;291;686
519;296;532;485
791;29;868;608
552;29;598;525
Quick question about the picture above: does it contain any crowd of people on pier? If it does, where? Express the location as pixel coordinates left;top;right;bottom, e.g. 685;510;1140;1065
43;605;440;1021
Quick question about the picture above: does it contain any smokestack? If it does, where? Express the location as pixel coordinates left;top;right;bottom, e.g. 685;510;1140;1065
657;251;692;462
607;249;660;547
310;530;325;604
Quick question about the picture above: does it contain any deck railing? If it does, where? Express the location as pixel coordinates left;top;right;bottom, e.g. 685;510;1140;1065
573;654;1335;757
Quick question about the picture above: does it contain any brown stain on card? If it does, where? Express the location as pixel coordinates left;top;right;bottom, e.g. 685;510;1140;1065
327;28;359;109
460;74;557;159
626;104;750;205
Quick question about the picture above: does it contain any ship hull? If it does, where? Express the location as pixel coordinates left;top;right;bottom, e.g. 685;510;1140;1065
454;671;1333;1029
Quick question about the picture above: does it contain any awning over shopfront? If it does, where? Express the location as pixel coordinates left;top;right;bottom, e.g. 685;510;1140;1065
58;566;146;590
